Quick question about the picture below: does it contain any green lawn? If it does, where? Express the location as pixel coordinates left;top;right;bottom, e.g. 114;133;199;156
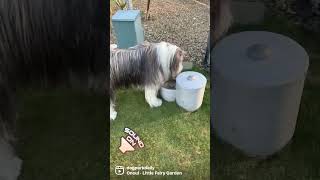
110;69;210;179
16;89;106;180
213;13;320;180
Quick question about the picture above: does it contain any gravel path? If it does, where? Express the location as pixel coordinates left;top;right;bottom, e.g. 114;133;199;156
110;0;210;66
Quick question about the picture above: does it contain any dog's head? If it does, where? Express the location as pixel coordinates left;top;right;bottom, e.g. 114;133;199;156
170;47;186;79
156;42;186;80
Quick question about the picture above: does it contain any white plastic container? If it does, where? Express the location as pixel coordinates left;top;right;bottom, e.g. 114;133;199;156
176;71;207;112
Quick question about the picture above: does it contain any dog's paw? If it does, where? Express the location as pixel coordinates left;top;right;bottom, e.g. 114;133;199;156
149;98;162;108
110;111;117;121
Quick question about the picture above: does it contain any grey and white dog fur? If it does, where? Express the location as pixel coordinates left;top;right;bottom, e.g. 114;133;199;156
110;41;186;120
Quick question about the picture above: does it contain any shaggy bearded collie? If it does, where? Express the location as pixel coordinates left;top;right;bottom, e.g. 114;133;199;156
110;42;186;120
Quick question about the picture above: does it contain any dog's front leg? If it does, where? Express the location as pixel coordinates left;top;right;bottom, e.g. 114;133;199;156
110;101;117;121
145;86;162;108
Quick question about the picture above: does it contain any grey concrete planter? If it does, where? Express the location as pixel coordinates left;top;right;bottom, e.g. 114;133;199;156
212;31;309;157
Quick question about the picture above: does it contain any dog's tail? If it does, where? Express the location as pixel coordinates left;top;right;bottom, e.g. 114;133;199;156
213;0;233;43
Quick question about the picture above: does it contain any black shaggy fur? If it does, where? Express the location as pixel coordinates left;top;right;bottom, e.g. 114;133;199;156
0;0;107;88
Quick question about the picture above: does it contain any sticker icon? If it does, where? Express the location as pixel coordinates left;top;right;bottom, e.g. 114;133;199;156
115;166;125;175
119;128;144;153
119;137;135;153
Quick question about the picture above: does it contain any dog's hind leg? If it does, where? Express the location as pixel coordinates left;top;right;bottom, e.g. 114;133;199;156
145;86;162;108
